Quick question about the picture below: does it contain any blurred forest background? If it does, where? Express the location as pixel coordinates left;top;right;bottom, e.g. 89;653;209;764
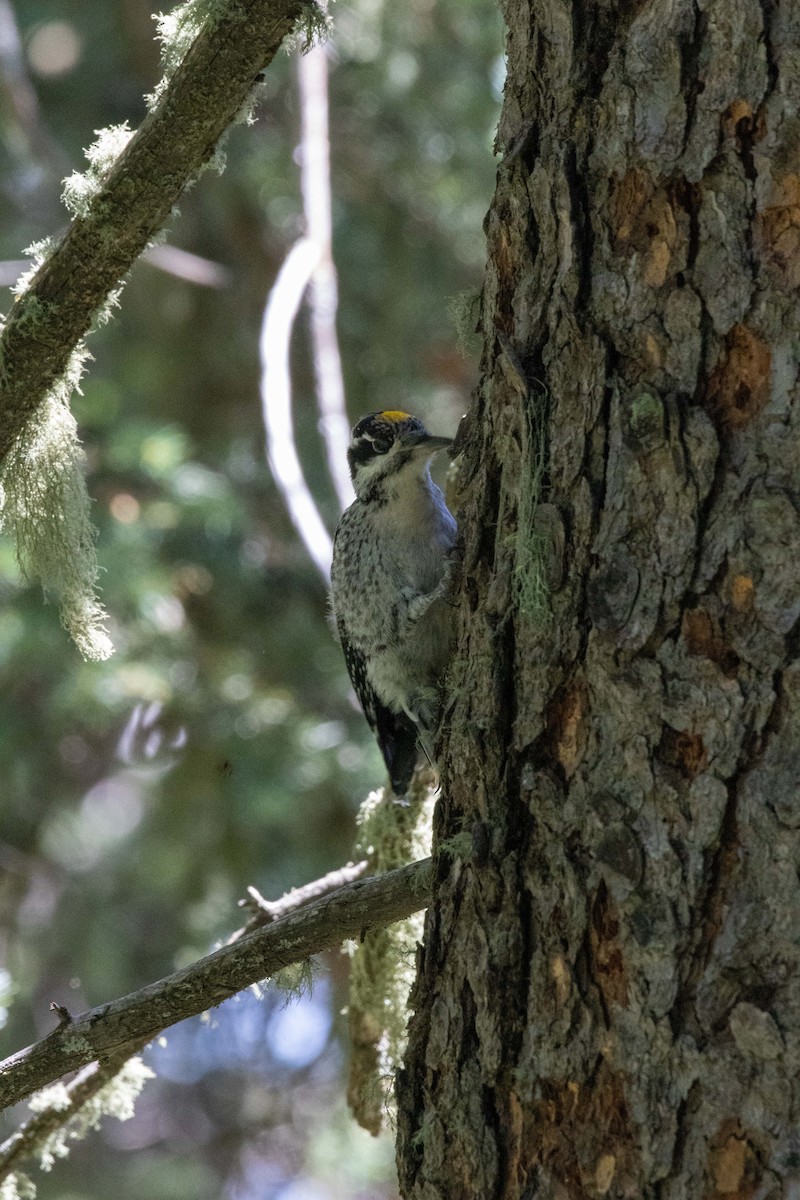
0;0;502;1196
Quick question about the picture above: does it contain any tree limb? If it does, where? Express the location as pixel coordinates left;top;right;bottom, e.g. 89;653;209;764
298;45;353;513
231;858;370;939
0;1040;148;1180
0;856;433;1113
0;0;316;464
0;858;369;1179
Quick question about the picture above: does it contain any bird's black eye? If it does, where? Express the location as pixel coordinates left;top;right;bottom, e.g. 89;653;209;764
370;436;392;455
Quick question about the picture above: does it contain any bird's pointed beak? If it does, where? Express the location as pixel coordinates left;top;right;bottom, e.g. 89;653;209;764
401;431;453;454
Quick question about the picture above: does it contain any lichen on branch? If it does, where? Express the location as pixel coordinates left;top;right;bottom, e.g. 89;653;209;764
0;0;317;656
0;856;432;1114
346;777;435;1134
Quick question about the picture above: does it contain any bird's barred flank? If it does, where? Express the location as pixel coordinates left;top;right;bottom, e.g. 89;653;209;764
330;412;456;797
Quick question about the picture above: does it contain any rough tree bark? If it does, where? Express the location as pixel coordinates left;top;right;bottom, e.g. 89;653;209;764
397;1;800;1197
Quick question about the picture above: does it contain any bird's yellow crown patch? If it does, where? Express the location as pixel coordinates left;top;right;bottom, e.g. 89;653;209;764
380;410;412;423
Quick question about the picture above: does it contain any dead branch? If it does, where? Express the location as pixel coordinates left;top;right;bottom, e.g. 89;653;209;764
0;858;370;1179
0;856;433;1113
232;859;370;938
0;1040;148;1180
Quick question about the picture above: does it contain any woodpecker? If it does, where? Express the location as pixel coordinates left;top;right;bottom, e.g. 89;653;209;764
331;410;457;798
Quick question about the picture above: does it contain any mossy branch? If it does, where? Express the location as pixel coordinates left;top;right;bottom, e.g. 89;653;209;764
0;1043;151;1186
0;857;433;1114
0;0;319;464
347;778;435;1134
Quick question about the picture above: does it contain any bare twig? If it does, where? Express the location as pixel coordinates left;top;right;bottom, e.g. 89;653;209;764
0;857;433;1112
142;244;233;289
259;42;355;583
232;859;369;938
259;237;334;582
0;0;314;464
0;248;232;290
298;45;353;511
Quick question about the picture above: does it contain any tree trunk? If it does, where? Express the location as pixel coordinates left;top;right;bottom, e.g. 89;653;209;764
396;1;800;1196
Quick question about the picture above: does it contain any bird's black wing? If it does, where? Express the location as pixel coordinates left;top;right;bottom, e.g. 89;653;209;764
337;620;418;796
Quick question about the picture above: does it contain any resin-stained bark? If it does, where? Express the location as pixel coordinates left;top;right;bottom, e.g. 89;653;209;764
397;1;800;1196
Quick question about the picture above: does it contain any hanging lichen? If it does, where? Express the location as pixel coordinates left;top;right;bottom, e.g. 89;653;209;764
0;364;112;662
1;0;321;658
0;1057;153;1197
346;775;435;1134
